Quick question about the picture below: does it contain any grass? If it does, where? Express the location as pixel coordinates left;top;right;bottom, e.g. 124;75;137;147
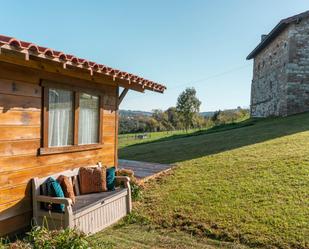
119;128;204;148
92;223;248;249
119;120;257;150
99;113;309;248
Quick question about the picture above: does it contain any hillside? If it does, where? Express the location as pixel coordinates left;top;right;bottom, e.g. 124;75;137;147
119;110;152;117
199;111;215;117
120;109;247;119
96;113;309;248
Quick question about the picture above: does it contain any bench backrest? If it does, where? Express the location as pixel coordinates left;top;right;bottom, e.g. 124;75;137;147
33;163;101;197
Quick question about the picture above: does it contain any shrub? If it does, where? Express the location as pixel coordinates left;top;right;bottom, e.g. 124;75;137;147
130;181;142;201
116;168;142;201
122;211;150;226
0;239;8;249
28;226;89;249
1;226;90;249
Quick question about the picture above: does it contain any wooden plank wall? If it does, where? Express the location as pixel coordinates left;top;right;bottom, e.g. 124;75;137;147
0;62;118;235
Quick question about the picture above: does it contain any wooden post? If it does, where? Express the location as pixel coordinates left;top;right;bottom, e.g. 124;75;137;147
42;87;49;148
114;87;119;168
99;95;104;144
74;92;80;145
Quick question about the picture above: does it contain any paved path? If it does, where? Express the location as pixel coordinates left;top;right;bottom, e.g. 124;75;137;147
118;159;172;181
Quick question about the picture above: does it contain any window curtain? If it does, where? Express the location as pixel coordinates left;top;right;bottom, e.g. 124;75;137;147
48;88;73;147
78;93;99;144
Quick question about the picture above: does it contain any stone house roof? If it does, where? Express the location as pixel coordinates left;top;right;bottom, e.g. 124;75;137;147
247;10;309;60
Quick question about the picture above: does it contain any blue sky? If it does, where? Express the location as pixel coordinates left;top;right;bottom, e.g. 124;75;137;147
1;1;309;111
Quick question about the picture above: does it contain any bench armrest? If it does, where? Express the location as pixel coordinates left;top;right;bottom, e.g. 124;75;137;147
36;195;72;206
115;176;130;183
115;176;130;188
115;176;132;212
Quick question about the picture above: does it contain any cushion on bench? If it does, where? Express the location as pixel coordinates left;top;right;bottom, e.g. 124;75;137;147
72;188;127;214
106;167;116;191
58;175;76;204
79;166;107;194
46;177;65;212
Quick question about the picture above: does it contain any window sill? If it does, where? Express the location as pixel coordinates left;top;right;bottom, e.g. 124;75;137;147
39;144;103;155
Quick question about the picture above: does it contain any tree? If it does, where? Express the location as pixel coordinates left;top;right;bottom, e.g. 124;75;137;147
176;87;201;132
152;109;170;131
211;110;221;124
166;107;182;130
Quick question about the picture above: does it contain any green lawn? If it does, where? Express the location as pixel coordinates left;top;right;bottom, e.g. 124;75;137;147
92;223;248;249
96;113;309;249
118;128;204;148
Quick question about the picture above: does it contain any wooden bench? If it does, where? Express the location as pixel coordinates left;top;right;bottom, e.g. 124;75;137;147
32;166;132;234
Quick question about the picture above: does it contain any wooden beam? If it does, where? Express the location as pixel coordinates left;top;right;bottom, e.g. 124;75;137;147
74;92;80;146
42;87;49;148
115;87;119;168
99;95;104;144
118;88;129;105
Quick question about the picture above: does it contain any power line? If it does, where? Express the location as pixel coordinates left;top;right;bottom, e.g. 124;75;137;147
124;63;251;101
168;64;251;90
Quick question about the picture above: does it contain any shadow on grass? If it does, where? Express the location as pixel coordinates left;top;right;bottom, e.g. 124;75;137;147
119;112;309;164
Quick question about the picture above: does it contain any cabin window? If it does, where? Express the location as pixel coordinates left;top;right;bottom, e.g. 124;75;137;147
48;88;73;147
40;81;104;155
78;93;99;145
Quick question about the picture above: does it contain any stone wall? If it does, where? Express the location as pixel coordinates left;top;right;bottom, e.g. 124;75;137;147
250;28;290;117
250;16;309;117
286;17;309;115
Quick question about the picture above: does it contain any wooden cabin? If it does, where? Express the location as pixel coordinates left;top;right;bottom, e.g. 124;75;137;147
0;35;166;235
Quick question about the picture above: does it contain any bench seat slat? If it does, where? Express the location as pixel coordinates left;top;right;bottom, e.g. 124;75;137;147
72;188;127;214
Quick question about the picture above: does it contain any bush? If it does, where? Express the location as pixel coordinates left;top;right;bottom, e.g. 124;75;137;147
0;239;9;249
28;226;89;249
116;168;142;201
130;181;142;201
1;226;90;249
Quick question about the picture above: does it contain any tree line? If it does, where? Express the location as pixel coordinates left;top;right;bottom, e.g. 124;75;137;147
119;87;249;134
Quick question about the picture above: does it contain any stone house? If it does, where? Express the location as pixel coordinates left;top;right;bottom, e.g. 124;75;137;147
247;10;309;117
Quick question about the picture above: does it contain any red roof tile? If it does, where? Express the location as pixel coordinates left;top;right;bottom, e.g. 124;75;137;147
0;34;166;93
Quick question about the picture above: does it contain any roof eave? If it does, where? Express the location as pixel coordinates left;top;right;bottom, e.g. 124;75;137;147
0;46;144;93
0;34;166;94
247;10;309;60
246;22;288;60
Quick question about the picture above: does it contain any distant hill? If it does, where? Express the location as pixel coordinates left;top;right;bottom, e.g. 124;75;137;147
120;110;152;117
201;108;250;117
121;110;215;118
120;109;247;118
200;111;215;117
